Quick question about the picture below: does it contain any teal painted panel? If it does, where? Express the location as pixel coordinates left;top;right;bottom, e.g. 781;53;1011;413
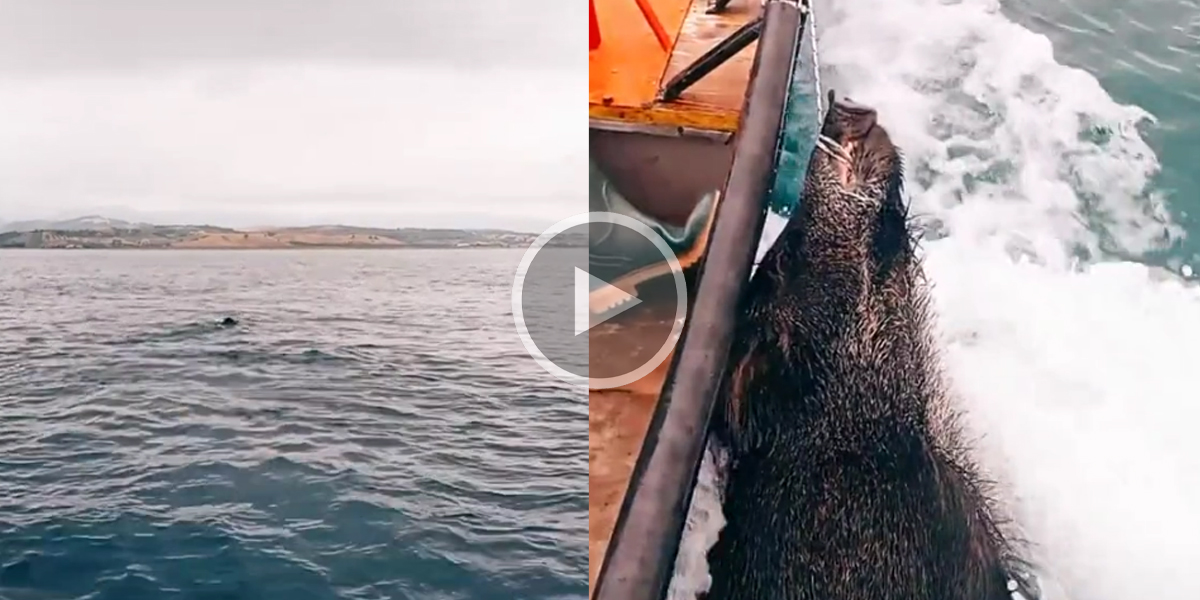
768;13;821;218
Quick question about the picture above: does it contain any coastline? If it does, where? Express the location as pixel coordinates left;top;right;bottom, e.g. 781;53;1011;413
0;222;586;250
0;244;579;250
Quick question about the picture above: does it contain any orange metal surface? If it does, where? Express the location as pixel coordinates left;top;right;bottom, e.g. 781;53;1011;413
589;0;757;133
590;0;602;50
589;0;691;112
633;0;674;51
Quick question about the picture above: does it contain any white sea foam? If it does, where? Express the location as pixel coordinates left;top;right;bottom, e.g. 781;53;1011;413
670;0;1200;598
667;442;728;600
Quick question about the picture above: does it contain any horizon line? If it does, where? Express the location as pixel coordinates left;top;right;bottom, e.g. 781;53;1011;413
0;214;551;234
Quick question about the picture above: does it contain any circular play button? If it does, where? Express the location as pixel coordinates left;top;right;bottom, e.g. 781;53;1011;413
512;211;688;390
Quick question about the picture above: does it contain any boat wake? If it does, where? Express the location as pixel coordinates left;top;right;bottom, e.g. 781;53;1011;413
671;0;1200;598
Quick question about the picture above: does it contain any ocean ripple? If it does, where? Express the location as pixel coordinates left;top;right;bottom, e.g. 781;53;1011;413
0;248;586;600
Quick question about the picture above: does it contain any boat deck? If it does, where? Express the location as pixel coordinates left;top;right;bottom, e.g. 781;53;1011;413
588;304;677;593
587;200;719;597
589;0;753;595
589;0;761;133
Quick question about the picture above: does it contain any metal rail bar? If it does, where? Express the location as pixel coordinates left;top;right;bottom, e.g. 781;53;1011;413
633;0;674;52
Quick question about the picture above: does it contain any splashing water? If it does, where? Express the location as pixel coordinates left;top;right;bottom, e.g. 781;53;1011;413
671;0;1200;598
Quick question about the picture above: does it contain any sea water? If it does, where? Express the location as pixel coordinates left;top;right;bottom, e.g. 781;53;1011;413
0;249;587;600
673;0;1200;598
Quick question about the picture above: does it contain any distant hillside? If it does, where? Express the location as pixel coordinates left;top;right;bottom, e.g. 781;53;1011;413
0;215;156;234
0;219;586;250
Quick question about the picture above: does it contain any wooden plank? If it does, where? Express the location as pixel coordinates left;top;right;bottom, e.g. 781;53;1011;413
661;0;762;114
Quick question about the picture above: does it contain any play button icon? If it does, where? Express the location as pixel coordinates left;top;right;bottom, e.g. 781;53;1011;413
513;211;688;390
575;268;641;335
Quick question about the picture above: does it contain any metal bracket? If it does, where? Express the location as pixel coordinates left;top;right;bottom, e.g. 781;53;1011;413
711;0;805;15
658;15;764;102
706;0;734;13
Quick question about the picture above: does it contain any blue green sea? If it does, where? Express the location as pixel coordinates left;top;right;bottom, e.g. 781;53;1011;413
0;250;586;600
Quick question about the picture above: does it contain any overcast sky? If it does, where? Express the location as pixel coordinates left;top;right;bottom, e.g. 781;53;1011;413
0;1;583;231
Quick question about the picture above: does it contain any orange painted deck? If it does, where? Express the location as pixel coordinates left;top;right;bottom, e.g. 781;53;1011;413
589;0;761;133
589;2;744;594
587;193;720;597
588;312;676;596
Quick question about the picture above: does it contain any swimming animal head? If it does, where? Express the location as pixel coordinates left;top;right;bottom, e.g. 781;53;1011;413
728;93;931;450
792;90;911;280
219;317;238;327
710;95;1036;600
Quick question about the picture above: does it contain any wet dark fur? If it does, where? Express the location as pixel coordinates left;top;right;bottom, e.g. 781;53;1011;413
704;92;1031;600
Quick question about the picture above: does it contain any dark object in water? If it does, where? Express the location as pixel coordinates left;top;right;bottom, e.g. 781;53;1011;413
219;317;238;327
706;91;1034;600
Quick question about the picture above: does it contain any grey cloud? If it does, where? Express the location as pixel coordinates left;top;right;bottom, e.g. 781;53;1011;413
0;2;584;228
0;65;583;227
0;0;579;75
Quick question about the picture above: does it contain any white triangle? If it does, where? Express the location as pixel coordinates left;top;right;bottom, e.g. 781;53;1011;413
575;267;641;335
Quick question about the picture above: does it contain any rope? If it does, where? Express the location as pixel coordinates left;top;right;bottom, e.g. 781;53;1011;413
809;0;824;115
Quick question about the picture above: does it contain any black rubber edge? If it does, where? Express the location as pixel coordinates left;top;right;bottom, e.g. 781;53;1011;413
591;2;807;599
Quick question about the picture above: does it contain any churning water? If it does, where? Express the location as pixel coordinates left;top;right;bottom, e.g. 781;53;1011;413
676;0;1200;599
0;249;587;600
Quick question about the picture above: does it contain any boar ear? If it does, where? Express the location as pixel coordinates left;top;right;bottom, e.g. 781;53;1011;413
827;88;837;109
